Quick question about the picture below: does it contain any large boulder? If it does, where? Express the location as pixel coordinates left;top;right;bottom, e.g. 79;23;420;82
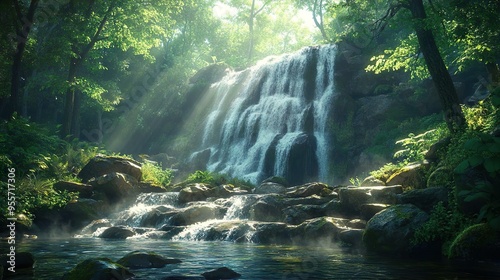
53;181;93;198
396;187;449;213
61;199;107;230
250;222;292;244
293;217;349;245
386;163;427;189
78;155;142;182
338;185;403;214
117;251;181;269
285;133;318;185
253;182;287;194
178;184;212;204
89;172;139;204
250;197;283;222
169;204;224;226
283;204;324;225
285;182;331;198
62;258;134;280
363;204;429;255
448;223;500;259
99;226;135;239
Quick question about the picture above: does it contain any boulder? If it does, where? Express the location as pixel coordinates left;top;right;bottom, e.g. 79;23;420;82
285;182;331;198
338;185;403;213
250;222;292;244
359;204;390;221
363;204;429;255
339;229;364;247
396;187;449;213
169;204;224;226
61;199;108;230
117;251;181;269
250;198;283;222
80;219;112;235
294;217;349;244
253;182;287;194
53;181;93;198
261;176;290;187
285;133;318;185
448;223;500;259
386;163;427;189
62;258;134;280
78;155;142;182
360;176;385;187
283;204;324;225
201;267;241;280
211;184;248;198
347;219;367;229
90;172;139;204
99;226;135;239
0;252;35;270
178;184;212;204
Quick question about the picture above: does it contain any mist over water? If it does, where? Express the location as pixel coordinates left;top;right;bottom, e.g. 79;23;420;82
194;45;337;184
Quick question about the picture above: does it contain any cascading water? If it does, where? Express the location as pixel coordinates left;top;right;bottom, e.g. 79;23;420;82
193;45;337;185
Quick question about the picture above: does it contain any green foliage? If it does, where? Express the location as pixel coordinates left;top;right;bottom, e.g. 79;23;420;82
394;129;445;163
184;170;254;190
413;202;472;253
369;162;404;183
186;170;214;185
349;177;362;186
141;162;174;187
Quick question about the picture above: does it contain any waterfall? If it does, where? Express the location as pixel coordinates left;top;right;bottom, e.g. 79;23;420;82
194;45;337;185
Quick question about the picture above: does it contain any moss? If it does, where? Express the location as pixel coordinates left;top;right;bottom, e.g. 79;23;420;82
447;223;497;259
63;258;133;280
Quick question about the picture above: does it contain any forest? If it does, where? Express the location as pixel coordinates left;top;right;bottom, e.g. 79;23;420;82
1;0;500;279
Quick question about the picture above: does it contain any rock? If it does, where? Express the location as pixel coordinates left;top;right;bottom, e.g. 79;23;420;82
294;217;349;244
261;176;290;187
0;252;35;270
250;222;291;244
250;198;283;222
178;184;212;203
338;185;403;214
360;204;391;221
396;187;449;213
90;172;139;204
169;204;224;226
62;258;134;280
80;219;112;235
201;267;241;280
339;229;364;247
78;155;142;183
61;199;106;230
99;226;135;239
189;63;229;85
347;219;367;229
448;223;500;259
53;181;93;198
283;204;324;225
386;163;427;189
363;204;429;255
189;149;212;172
117;251;181;269
211;184;248;198
253;182;287;194
360;176;385;187
285;182;331;198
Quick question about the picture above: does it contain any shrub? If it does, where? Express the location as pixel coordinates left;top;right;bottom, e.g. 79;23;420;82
141;162;173;186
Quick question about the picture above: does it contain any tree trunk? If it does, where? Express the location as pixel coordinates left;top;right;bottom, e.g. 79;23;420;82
408;0;465;133
8;0;39;119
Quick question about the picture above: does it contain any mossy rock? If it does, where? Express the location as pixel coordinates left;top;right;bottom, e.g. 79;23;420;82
448;223;499;259
62;258;134;280
261;176;290;187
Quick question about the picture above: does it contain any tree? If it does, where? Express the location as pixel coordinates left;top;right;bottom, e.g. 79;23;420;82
54;0;183;138
2;0;39;119
329;0;467;132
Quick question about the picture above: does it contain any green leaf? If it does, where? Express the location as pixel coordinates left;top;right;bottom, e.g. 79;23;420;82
464;192;489;202
468;155;484;168
463;138;482;150
489;216;500;231
454;160;470;173
484;157;500;173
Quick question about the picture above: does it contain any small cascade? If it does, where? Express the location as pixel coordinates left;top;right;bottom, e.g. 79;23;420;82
191;44;337;185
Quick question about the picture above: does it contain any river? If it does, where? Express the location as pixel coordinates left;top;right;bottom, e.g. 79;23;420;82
9;237;500;279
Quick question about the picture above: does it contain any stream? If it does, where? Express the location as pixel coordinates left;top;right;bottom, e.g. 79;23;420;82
9;238;500;279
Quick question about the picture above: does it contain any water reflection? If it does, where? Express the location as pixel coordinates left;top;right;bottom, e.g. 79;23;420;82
8;238;500;279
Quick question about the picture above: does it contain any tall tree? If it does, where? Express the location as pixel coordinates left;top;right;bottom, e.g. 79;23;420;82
56;0;183;138
4;0;39;119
